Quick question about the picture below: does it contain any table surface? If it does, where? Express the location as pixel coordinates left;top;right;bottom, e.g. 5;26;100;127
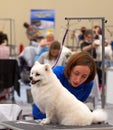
1;120;113;130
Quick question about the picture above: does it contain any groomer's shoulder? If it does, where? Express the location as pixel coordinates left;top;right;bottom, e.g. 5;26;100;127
53;66;65;73
52;66;65;78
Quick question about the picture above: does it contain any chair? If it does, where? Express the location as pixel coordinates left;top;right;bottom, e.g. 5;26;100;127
0;59;20;102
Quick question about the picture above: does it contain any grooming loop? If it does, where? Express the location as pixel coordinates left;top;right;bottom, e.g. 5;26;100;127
64;17;106;109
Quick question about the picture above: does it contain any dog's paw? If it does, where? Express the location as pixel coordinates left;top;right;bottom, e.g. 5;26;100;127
40;118;50;125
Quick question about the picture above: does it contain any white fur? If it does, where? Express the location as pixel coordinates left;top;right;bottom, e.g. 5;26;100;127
93;39;113;61
30;62;107;126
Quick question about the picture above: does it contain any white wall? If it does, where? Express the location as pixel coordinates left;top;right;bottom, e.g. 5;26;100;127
0;0;113;50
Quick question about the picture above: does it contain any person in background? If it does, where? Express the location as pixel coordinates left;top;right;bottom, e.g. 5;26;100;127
38;41;67;67
0;31;9;59
34;31;55;61
18;36;44;84
80;29;98;59
78;26;87;43
92;25;102;41
23;22;40;46
0;32;10;99
32;51;97;119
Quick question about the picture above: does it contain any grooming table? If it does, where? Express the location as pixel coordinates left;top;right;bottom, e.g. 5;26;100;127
1;120;113;130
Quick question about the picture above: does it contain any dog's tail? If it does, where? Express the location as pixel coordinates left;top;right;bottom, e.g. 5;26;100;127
92;109;108;124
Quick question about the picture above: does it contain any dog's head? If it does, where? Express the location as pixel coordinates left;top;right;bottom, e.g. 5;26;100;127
30;61;52;86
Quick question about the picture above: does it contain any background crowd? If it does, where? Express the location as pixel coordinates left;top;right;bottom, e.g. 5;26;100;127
0;21;113;120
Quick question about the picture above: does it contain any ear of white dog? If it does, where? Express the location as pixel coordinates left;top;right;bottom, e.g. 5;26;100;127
34;61;52;73
34;61;41;65
44;64;52;72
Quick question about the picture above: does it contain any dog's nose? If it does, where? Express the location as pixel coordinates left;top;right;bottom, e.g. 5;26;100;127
29;76;32;80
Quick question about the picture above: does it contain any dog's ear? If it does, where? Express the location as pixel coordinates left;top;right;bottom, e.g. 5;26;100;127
34;61;40;65
44;64;51;72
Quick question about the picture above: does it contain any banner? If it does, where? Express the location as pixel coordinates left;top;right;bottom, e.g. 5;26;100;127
31;9;55;37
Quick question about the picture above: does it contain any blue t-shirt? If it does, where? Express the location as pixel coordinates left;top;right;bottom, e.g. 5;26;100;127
32;66;94;119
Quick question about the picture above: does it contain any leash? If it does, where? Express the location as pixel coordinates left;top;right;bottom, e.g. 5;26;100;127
52;28;69;68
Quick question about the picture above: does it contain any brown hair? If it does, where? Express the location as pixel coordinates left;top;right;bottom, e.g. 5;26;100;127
23;22;30;28
84;29;93;37
0;32;8;45
64;51;96;84
48;41;61;60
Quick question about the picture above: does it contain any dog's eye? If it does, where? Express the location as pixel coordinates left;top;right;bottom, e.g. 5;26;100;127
36;73;40;76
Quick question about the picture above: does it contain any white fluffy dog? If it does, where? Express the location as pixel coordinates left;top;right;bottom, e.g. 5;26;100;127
93;39;113;61
30;62;107;126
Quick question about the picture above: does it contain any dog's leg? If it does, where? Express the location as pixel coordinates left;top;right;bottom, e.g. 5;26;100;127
41;110;55;125
41;117;51;125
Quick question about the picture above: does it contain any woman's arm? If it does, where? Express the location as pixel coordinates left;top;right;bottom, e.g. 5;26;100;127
32;104;46;119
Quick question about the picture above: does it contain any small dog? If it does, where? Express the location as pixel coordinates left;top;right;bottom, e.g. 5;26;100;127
93;39;113;61
30;62;107;126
